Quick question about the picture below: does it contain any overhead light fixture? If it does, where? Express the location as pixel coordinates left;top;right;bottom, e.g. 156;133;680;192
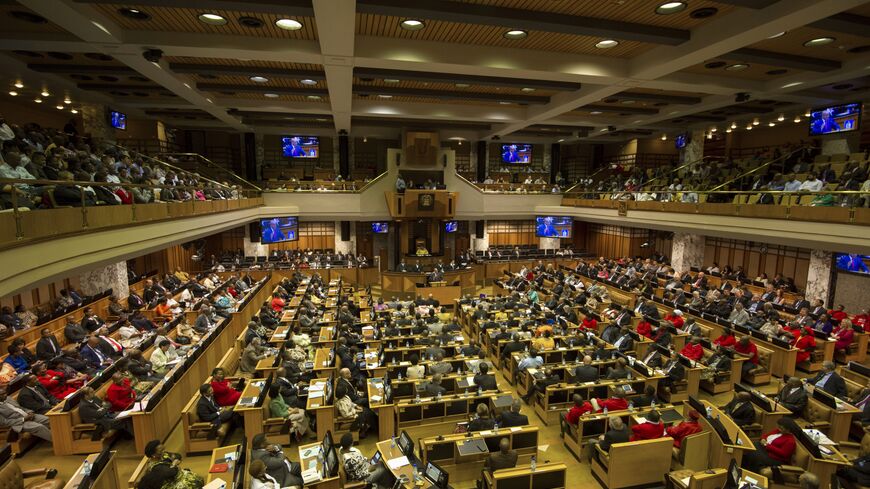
458;140;463;145
746;124;752;130
307;95;322;100
40;89;50;97
499;101;511;105
599;128;608;132
781;81;803;88
8;91;17;96
70;109;78;114
206;98;213;103
661;134;667;141
805;109;811;117
315;118;328;122
768;31;786;39
793;116;801;123
707;133;713;139
300;79;317;85
275;18;303;30
804;37;835;47
383;79;400;84
521;87;535;92
250;76;269;83
777;114;785;122
377;94;392;99
768;122;775;127
725;64;749;71
363;137;367;143
730;121;737;129
264;93;279;98
655;1;687;15
620;100;635;105
34;98;42;103
198;13;227;25
64;97;71;104
590;111;603;115
503;29;527;40
400;19;425;31
14;81;23;89
56;105;64;110
710;126;717;132
726;128;732;133
183;83;191;89
595;39;619;49
752;117;759;126
455;83;470;88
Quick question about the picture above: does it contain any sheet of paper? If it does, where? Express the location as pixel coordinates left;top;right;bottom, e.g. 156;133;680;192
308;390;324;398
478;430;492;436
387;456;409;470
538;444;549;452
510;427;522;432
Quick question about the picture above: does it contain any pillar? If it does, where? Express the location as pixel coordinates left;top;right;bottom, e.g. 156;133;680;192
670;232;705;272
680;129;705;164
78;261;128;299
254;133;265;180
80;103;114;144
805;250;833;305
243;224;268;257
539;237;560;251
475;141;488;182
334;220;356;254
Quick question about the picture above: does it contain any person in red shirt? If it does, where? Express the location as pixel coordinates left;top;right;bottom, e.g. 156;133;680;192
561;393;593;437
793;327;817;365
664;310;684;329
733;336;760;379
636;318;654;339
106;372;136;412
851;309;869;330
828;304;849;325
680;337;704;361
580;314;598;332
831;319;856;354
666;410;702;447
742;417;798;472
591;391;629;412
210;367;241;406
153;298;173;319
630;410;666;441
270;293;285;312
713;327;736;348
33;363;77;400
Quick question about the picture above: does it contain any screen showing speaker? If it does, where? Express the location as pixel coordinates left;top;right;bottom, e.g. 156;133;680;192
674;133;689;149
809;102;861;135
260;217;298;243
109;110;126;130
500;143;532;164
372;222;389;234
444;221;458;233
535;216;573;238
835;253;870;274
282;136;320;158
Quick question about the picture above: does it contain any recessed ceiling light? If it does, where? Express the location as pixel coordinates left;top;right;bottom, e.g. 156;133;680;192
746;124;752;130
378;95;392;99
400;19;425;31
595;39;619;49
704;61;727;69
264;93;279;98
34;98;42;103
661;134;667;141
118;8;150;20
804;37;835;47
590;111;603;115
521;87;535;93
731;122;737;129
499;101;511;105
307;95;322;100
56;105;64;110
383;79;400;84
8;91;17;96
13;81;23;89
725;64;749;71
599;128;608;132
768;31;786;39
777;114;785;121
504;29;527;40
781;81;802;88
455;83;470;88
198;13;227;25
316;118;328;122
250;76;269;83
726;128;732;133
70;109;78;114
768;122;775;127
620;100;635;105
805;109;811;117
275;18;303;30
655;1;687;15
752;118;759;125
300;79;318;86
793;116;801;123
40;89;50;97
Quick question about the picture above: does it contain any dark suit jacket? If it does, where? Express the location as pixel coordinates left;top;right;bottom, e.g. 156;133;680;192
36;336;61;361
80;345;107;369
419;382;446;397
64;323;87;343
474;373;498;391
574;365;599;383
599;426;630;451
79;397;113;432
17;385;56;414
497;410;529;428
810;371;847;398
776;386;808;413
486;450;518;473
196;396;222;424
724;399;756;426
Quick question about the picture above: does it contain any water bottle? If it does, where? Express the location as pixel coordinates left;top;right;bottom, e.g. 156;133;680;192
705;406;713;418
415;392;421;403
628;401;634;411
525;345;529;353
397;372;403;380
626;371;632;380
562;357;566;365
317;450;324;468
477;387;483;396
457;366;462;375
493;422;499;433
603;406;608;415
812;431;821;444
81;461;91;476
412;464;419;481
391;436;396;449
436;391;442;401
530;455;537;472
650;399;656;409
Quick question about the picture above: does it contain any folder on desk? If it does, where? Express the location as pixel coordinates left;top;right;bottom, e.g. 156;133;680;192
457;438;488;456
238;397;257;406
659;408;683;424
493;394;513;409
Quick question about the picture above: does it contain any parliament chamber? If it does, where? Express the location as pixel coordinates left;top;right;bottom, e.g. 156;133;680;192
2;1;870;489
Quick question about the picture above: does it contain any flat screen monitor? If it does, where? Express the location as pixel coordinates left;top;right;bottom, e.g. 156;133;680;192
835;253;870;274
809;102;861;135
687;396;706;417
282;136;319;158
501;143;532;164
109;110;126;130
535;216;573;238
260;217;298;244
372;222;389;234
707;415;733;445
674;133;689;149
424;461;449;488
398;430;413;457
444;221;458;233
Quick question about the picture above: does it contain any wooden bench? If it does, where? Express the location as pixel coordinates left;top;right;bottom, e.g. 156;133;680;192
483;462;567;489
181;392;232;454
591;437;672;489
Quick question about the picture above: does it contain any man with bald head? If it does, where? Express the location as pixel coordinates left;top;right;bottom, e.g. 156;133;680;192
484;438;517;473
337;367;367;406
574;355;598;383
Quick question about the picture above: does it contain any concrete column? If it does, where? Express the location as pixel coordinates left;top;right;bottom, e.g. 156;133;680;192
80;103;114;144
539;237;560;250
542;144;552;172
334;221;356;254
79;261;128;298
472;221;489;251
821;133;859;155
681;129;705;164
243;224;268;257
671;232;705;273
254;133;265;180
805;250;833;305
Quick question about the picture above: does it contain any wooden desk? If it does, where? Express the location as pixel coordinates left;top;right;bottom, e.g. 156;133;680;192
234;379;268;447
700;401;754;467
205;444;242;487
62;452;122;489
368;377;396;441
269;325;291;344
376;439;434;489
394;391;504;431
420;426;538;480
296;442;340;489
669;468;768;489
416;285;462;306
484;462;567;489
313;347;336;376
307;377;335;440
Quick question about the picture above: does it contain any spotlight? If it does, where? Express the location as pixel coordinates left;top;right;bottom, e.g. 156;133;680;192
143;49;163;63
735;92;750;103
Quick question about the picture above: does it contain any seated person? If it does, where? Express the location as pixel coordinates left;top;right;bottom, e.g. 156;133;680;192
79;386;133;438
775;377;808;414
837;433;870;486
723;392;756;427
34;362;77;400
742;417;798;473
106;372;137;412
210;368;241;406
484;438;518;473
267;385;309;441
590;391;629;412
630;410;666;441
417;374;446;397
586;415;630;463
497;399;528;428
713;327;737;348
468;403;496;432
3;344;29;374
339;432;390;486
679;337;704;361
733;336;761;379
561;394;594;436
521;366;560;403
17;374;57;414
605;357;629;380
335;384;376;438
140;440;204;489
666;410;702;447
250;434;303;488
633;385;658;407
701;345;732;382
473;362;498;391
150;340;179;376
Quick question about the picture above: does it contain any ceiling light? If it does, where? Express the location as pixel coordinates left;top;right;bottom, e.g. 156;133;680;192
34;98;42;103
599;128;608;132
752;117;759;126
250;76;269;83
521;87;535;93
275;18;303;30
198;13;227;25
64;98;71;104
590;111;602;115
8;91;17;96
70;109;78;114
56;105;64;110
183;83;191;89
804;37;835;47
595;39;619;49
661;134;667;141
300;79;317;85
710;127;717;132
455;83;470;88
746;124;752;130
655;2;687;15
726;128;732;133
383;79;400;84
620;100;635;105
725;64;749;71
13;81;23;89
458;141;463;145
805;109;811;117
499;101;511;105
316;118;328;122
707;133;713;139
206;98;213;103
768;31;786;39
768;122;776;127
781;82;803;88
118;7;150;20
793;116;801;123
40;89;50;97
264;93;279;98
730;122;737;129
400;19;424;31
307;95;322;100
378;94;392;99
503;30;528;40
777;114;784;122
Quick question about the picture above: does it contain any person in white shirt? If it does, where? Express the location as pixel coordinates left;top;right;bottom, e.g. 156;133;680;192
0;115;15;141
799;174;823;192
249;460;282;489
783;173;803;192
150;340;178;376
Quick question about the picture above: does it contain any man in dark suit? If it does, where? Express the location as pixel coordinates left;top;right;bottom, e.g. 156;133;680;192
723;392;756;427
35;328;61;361
661;357;686;391
521;367;560;403
776;377;808;414
17;374;56;414
418;374;446;397
80;307;105;332
611;327;635;353
79;386;133;437
126;291;145;311
574;356;599;382
500;334;525;360
484;438;518;473
80;336;111;370
587;416;631;463
612;308;632;328
197;384;235;427
473;363;498;391
497;399;529;427
809;361;847;398
64;316;87;343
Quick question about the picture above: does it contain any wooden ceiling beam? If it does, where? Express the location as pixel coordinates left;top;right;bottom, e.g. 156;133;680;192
727;48;841;72
352;85;549;104
72;0;315;16
353;67;581;91
168;63;325;80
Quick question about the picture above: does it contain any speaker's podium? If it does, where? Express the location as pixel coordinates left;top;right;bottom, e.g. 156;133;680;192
417;280;461;306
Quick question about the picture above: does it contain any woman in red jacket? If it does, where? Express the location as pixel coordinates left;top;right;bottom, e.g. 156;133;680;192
831;319;856;355
34;363;77;400
743;417;798;472
580;314;598;332
713;327;737;348
106;372;136;412
210;367;241;406
666;410;703;447
635;318;654;339
680;337;704;361
630;410;666;441
793;327;817;365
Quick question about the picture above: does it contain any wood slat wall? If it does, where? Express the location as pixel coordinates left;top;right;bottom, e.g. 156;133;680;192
0;277;79;313
704;238;810;290
486;220;537;246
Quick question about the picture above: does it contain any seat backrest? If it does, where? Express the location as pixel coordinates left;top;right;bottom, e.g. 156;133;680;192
756;348;771;369
803;399;831;423
0;457;22;487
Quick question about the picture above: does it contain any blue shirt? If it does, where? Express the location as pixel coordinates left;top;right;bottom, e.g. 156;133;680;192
4;354;28;373
517;355;543;371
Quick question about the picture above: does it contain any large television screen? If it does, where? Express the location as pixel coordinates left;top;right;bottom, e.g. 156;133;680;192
260;217;298;244
535;216;573;238
809;102;862;135
674;133;689;149
835;253;870;274
444;221;458;233
372;222;389;234
282;136;320;158
109;110;126;130
501;143;532;164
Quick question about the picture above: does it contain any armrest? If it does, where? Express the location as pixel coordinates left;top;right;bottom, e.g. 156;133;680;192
21;468;47;478
776;465;806;474
483;470;494;489
189;422;215;430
